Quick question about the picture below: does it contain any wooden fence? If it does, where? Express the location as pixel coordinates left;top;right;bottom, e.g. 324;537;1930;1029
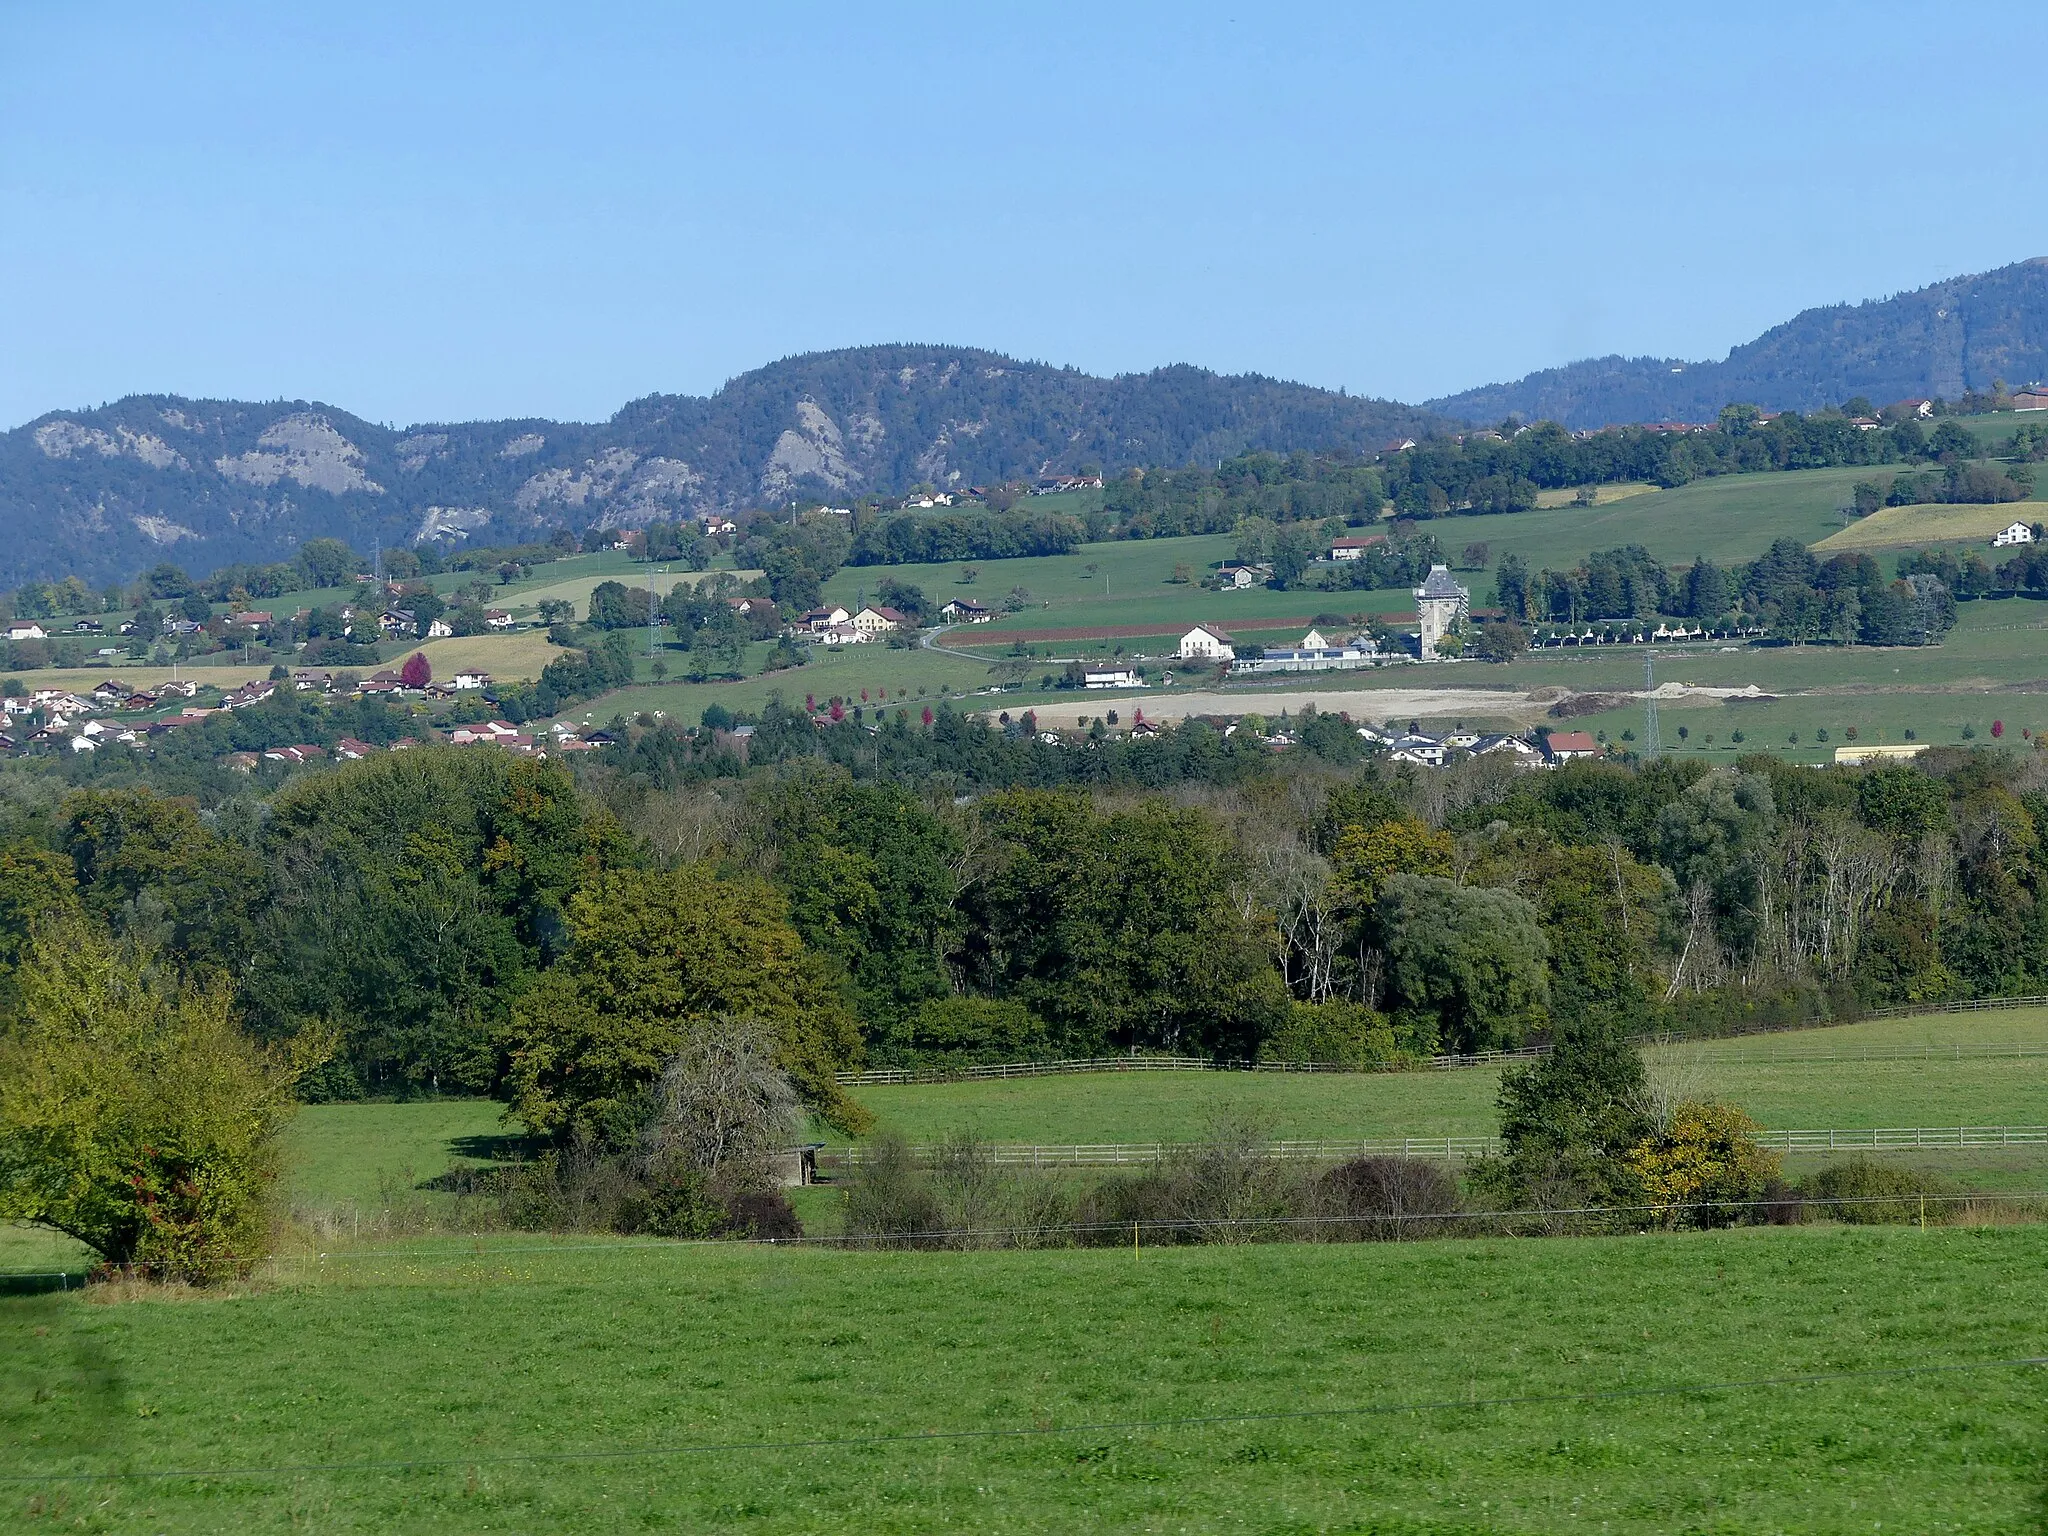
836;994;2048;1086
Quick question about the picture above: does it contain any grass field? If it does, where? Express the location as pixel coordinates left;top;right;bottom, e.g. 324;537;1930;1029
837;1015;2048;1147
1533;480;1658;508
1813;499;2044;554
5;1226;2047;1531
116;1008;2045;1219
506;565;763;619
1450;466;1874;591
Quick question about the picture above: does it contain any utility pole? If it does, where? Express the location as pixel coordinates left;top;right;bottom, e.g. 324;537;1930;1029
1643;651;1660;758
647;565;660;657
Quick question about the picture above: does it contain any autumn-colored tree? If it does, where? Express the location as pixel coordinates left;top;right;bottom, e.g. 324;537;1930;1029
400;650;432;688
1329;817;1454;910
1626;1102;1780;1227
502;865;869;1143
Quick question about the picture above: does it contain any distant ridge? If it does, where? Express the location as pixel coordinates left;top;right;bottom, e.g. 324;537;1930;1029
0;346;1442;588
1426;257;2048;428
14;257;2048;588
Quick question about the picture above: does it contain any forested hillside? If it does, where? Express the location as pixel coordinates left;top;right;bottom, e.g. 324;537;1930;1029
1430;257;2048;428
0;349;1440;590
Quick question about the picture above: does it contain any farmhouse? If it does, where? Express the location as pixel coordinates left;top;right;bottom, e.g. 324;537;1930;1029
940;598;993;622
451;669;492;690
1993;520;2037;548
852;605;911;634
799;606;852;630
1177;623;1236;661
1212;563;1265;589
484;609;514;629
1542;730;1601;765
5;621;47;641
2013;387;2048;412
1328;535;1387;561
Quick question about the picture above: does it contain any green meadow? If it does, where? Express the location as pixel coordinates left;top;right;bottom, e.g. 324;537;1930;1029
6;1227;2048;1532
9;1007;2048;1530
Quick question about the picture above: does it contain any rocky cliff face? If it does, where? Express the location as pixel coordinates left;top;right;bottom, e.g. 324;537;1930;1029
0;345;1438;587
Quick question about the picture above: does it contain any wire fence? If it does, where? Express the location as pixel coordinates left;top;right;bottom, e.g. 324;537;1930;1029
818;1125;2048;1168
8;1187;2046;1289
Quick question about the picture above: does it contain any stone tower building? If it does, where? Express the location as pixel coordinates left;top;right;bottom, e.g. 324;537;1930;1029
1412;564;1470;660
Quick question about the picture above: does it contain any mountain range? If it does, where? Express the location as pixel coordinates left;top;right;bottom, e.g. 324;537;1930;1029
8;259;2048;589
1426;258;2048;427
0;350;1438;589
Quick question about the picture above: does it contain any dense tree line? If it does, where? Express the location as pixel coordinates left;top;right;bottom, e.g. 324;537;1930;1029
5;703;2045;1123
1497;537;1962;646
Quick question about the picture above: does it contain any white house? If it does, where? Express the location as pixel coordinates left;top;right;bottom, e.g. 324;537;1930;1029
1388;733;1447;767
424;617;454;638
1178;623;1236;661
941;598;994;623
1993;521;2037;548
1328;535;1386;561
451;669;492;691
4;621;46;642
484;609;515;629
816;623;868;646
1472;734;1545;767
1412;565;1471;660
1082;667;1142;690
800;606;852;630
1213;563;1265;589
852;605;910;635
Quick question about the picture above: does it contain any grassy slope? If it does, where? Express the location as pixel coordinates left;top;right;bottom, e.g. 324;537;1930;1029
1814;499;2046;553
5;1227;2046;1531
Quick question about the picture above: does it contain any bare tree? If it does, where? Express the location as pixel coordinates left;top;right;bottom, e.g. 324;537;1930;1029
643;1016;804;1189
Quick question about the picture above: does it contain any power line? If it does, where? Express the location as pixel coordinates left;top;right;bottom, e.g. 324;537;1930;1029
7;1354;2042;1486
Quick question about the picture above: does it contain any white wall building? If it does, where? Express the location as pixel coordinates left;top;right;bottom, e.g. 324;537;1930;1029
1993;521;2037;548
1177;623;1236;661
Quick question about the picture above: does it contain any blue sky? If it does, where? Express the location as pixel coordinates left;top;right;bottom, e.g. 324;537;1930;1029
6;3;2047;430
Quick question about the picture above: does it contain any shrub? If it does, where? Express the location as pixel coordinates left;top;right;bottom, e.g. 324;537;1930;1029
1624;1102;1780;1227
881;997;1051;1069
1801;1159;1953;1225
841;1134;945;1247
1309;1156;1462;1241
1260;1001;1403;1068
